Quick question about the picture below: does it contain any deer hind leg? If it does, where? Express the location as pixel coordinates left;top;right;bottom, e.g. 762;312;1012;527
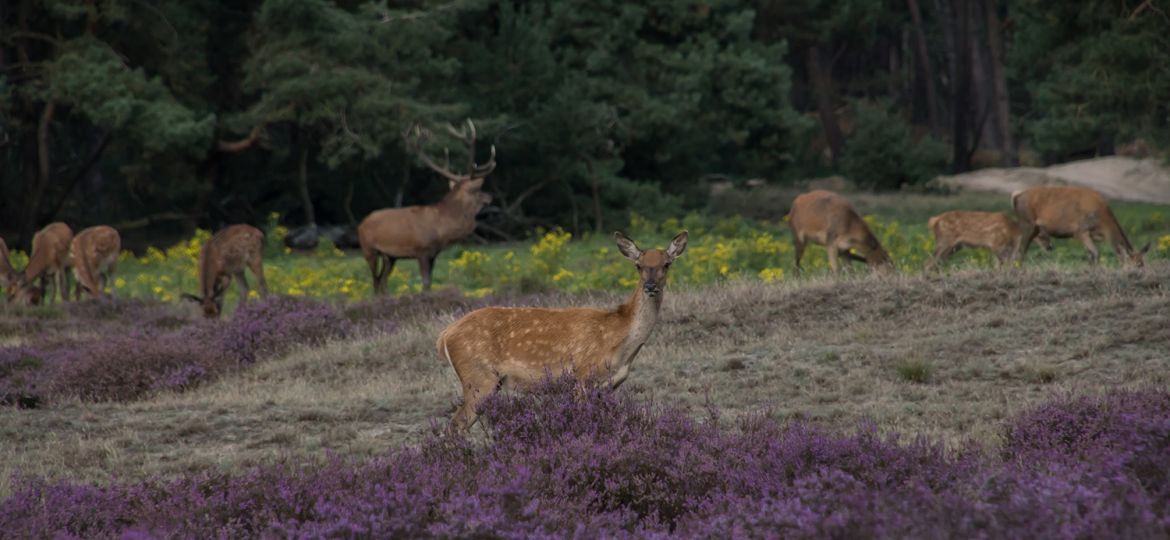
1014;223;1041;266
792;235;806;275
1077;231;1100;265
234;271;251;308
924;241;953;272
248;257;268;297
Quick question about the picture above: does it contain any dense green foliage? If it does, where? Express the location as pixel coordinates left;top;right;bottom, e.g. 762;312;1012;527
1;0;1166;248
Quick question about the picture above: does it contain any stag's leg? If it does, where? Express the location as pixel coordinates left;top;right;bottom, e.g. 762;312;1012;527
419;254;437;291
1078;232;1100;265
248;257;268;297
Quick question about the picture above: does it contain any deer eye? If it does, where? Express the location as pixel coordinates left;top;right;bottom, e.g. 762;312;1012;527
664;262;672;269
635;264;643;271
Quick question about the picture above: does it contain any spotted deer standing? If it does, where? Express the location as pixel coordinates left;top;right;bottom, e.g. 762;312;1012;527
924;211;1052;271
69;225;122;300
788;190;894;274
437;231;688;431
181;224;268;318
358;119;495;293
1012;186;1149;267
7;222;74;305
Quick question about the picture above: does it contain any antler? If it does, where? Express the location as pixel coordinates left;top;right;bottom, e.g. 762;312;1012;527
408;119;496;183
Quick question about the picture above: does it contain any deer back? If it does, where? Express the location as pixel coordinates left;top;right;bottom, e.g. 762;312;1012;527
71;226;121;298
929;211;1020;251
24;223;73;281
198;225;264;299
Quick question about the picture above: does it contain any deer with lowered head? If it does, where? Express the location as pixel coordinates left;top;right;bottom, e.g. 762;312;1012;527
788;190;894;274
924;211;1051;271
182;224;268;318
437;230;688;432
358;119;495;293
7;222;74;305
70;225;122;300
1012;186;1150;267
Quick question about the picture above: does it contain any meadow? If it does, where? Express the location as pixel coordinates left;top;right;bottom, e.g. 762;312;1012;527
2;191;1170;536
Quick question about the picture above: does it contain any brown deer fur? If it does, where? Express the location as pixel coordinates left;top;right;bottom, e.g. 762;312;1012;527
924;211;1051;271
9;222;73;305
788;190;893;274
182;224;268;318
70;225;122;300
1012;186;1149;267
359;119;495;293
437;231;688;431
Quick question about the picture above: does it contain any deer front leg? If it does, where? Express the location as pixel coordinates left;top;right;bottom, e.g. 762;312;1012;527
1078;231;1100;265
235;271;250;308
827;245;841;274
792;235;806;275
248;257;268;297
419;254;437;291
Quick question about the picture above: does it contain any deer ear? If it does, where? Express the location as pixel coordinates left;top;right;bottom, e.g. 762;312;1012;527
666;230;688;261
181;293;202;303
613;231;642;261
1139;242;1152;255
449;179;458;191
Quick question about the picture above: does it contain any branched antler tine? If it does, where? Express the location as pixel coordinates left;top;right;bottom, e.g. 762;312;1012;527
471;144;496;177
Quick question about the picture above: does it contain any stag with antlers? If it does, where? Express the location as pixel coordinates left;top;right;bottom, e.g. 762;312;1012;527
358;119;496;293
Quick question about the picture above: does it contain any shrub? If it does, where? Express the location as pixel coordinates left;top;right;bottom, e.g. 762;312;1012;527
840;99;948;190
6;382;1168;537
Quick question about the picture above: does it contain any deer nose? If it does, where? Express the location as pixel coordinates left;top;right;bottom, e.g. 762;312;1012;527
643;281;660;295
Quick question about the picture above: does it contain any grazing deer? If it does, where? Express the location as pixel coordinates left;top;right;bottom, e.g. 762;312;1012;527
0;238;21;298
1012;186;1150;267
924;211;1052;271
181;224;268;318
70;225;122;300
437;231;688;431
788;190;894;274
358;119;495;293
8;222;73;305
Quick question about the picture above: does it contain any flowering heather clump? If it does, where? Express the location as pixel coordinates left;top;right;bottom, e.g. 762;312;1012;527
0;296;355;404
215;296;354;365
3;382;1169;537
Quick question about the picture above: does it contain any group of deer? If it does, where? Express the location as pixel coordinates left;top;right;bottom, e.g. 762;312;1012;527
437;184;1151;432
788;186;1150;274
0;223;121;305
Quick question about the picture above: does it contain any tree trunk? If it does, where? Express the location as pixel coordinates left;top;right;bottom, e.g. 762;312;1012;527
950;0;973;173
969;8;996;153
19;101;55;249
806;45;845;165
581;155;603;234
982;0;1017;166
297;144;315;226
907;0;941;136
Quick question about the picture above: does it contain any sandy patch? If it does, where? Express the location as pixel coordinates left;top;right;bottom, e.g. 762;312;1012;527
935;157;1170;204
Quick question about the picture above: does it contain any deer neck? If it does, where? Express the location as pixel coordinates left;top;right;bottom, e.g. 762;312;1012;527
434;192;479;241
1102;210;1135;255
617;285;663;352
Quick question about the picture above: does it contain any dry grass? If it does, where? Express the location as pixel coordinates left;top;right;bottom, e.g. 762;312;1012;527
2;263;1168;498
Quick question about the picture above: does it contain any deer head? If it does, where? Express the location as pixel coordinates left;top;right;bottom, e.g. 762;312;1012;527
409;119;496;212
614;231;688;298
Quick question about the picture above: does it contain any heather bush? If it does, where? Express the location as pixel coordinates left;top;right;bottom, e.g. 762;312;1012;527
4;382;1169;538
0;296;356;404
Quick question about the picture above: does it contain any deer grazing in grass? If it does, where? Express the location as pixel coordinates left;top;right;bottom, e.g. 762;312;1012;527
181;224;268;318
1012;186;1150;267
358;119;495;293
7;222;74;305
0;238;21;300
788;190;894;274
437;231;688;431
70;225;121;300
923;211;1052;271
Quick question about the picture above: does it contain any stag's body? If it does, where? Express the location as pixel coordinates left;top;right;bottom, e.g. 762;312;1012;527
1012;186;1148;267
183;224;268;318
924;211;1051;271
438;231;688;431
359;119;494;293
788;190;893;274
9;223;74;305
70;225;121;300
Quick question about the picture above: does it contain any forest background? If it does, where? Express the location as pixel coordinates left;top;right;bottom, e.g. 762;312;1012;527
2;0;1167;250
